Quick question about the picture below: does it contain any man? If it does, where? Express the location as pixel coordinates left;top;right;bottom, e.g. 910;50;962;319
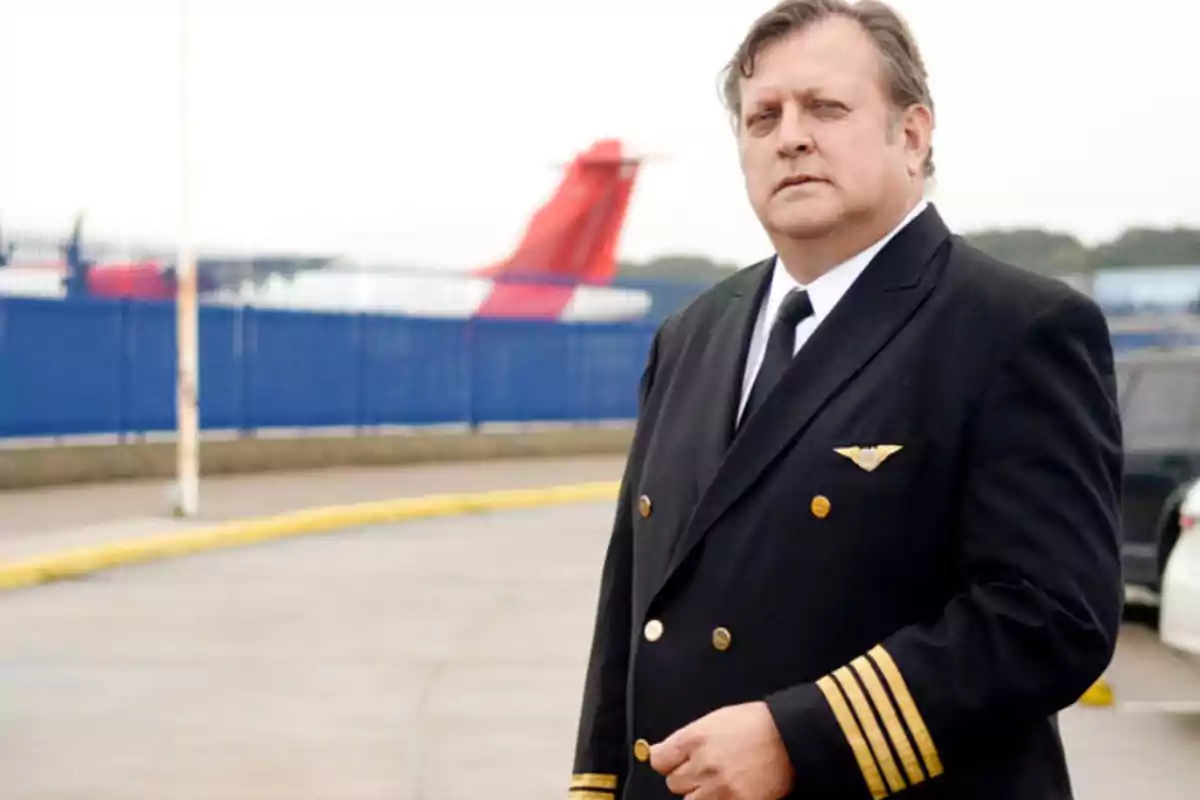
567;1;1124;799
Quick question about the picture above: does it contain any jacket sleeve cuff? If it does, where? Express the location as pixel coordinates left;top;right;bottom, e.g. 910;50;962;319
764;646;945;799
566;772;620;799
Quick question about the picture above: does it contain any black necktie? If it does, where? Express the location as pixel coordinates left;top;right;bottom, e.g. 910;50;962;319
740;288;814;426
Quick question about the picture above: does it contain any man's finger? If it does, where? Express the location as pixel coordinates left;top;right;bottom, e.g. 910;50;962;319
649;727;695;775
663;755;703;796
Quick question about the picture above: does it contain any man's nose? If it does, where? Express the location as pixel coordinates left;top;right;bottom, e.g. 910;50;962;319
776;105;813;156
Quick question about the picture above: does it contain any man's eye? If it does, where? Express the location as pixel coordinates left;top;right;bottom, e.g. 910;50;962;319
812;100;847;113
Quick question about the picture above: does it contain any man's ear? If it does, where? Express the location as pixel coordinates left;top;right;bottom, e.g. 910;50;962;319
901;103;934;177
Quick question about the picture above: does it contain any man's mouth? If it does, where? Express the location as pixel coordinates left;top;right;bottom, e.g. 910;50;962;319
775;175;825;193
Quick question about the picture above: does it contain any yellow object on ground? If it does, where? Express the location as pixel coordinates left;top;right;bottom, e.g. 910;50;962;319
1078;678;1115;707
0;480;621;592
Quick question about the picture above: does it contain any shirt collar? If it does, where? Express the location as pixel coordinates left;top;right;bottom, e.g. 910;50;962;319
769;198;929;321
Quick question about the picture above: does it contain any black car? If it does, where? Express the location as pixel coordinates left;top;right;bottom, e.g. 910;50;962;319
1116;347;1200;609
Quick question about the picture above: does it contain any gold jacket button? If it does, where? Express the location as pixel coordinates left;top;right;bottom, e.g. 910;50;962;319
712;626;732;652
634;738;652;762
644;619;664;642
638;494;652;518
811;495;831;519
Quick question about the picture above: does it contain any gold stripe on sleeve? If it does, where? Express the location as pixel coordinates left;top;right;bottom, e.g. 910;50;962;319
852;655;926;787
570;774;618;790
833;666;907;794
817;674;889;799
869;645;944;778
567;791;613;800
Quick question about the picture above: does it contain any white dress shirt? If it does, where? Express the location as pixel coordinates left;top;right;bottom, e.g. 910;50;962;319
737;199;929;423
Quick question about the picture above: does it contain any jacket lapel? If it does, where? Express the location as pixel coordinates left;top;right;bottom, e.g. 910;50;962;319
661;205;952;585
686;260;773;500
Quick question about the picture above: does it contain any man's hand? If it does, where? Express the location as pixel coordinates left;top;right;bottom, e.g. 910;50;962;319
648;701;794;799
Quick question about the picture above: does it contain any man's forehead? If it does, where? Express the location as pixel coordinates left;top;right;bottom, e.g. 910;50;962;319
738;20;883;97
740;67;858;106
739;41;882;105
742;73;842;99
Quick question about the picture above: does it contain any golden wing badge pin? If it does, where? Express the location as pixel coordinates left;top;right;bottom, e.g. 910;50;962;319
834;445;904;472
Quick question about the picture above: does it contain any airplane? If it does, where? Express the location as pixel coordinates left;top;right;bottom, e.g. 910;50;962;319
0;139;657;322
0;215;179;301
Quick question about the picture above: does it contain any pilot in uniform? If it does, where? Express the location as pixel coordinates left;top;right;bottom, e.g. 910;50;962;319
566;200;1124;799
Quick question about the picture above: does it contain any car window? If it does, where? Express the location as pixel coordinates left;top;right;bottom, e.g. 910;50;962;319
1121;364;1200;450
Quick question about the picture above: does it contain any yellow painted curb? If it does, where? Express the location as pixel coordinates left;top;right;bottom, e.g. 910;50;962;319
1077;677;1114;707
0;480;621;592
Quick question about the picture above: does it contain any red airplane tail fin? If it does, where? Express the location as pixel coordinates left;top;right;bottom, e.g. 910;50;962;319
475;139;642;318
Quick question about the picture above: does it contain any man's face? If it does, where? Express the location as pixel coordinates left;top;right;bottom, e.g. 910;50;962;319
736;15;928;241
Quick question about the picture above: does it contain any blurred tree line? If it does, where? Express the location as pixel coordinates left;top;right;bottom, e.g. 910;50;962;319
618;226;1200;283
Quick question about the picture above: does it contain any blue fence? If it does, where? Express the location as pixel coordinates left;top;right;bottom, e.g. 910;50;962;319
0;297;656;438
5;295;1197;440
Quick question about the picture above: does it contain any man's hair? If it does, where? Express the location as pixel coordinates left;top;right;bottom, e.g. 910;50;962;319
721;0;935;177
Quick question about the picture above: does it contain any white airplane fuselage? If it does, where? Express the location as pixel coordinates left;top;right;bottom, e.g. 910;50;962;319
0;265;654;322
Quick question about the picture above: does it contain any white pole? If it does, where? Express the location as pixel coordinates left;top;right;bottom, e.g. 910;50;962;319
175;0;199;517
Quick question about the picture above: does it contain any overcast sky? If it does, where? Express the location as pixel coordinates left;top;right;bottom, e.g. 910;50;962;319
0;0;1195;269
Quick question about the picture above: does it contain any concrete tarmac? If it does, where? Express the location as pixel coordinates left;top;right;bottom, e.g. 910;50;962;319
2;500;1199;799
0;455;627;562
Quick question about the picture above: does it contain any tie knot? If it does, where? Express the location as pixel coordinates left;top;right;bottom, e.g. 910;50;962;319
776;289;814;327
